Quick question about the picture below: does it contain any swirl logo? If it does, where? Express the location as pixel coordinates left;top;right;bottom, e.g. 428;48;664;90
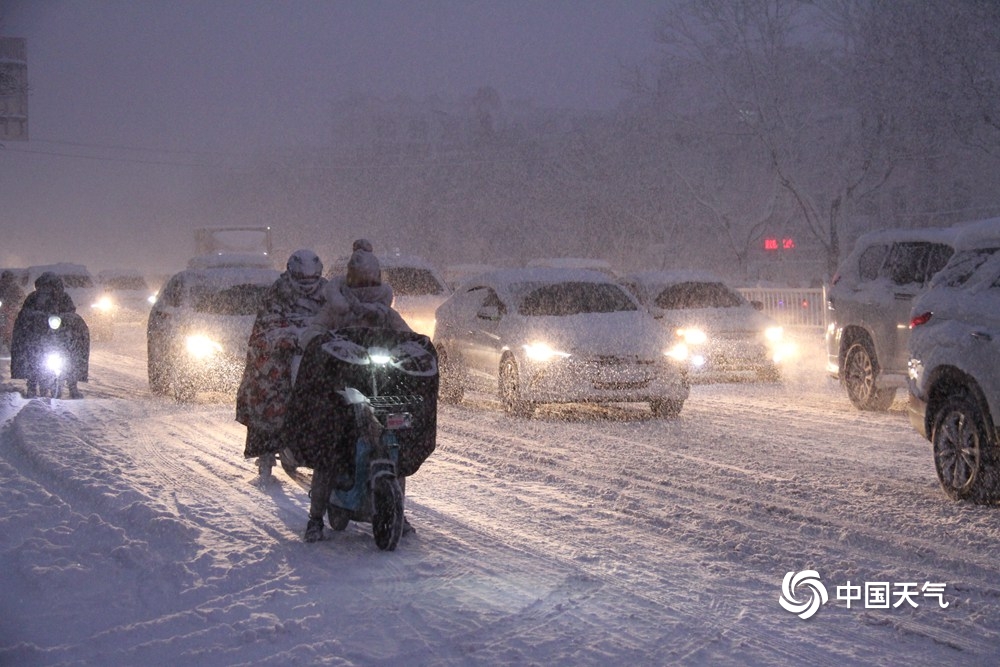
779;570;828;620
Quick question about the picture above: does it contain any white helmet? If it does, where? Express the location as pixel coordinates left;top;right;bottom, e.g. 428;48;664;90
287;249;323;279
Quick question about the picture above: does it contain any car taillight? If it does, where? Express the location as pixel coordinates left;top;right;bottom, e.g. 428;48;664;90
910;311;932;328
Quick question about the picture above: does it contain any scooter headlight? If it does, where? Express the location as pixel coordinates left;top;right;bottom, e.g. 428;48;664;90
368;346;393;365
45;351;65;374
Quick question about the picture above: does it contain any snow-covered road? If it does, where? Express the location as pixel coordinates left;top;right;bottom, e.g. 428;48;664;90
1;325;998;666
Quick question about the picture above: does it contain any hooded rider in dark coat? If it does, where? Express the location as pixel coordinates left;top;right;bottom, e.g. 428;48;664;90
10;272;90;398
298;239;415;542
236;249;328;480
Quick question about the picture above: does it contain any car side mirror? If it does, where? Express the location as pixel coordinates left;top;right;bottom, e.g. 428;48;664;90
751;300;764;311
476;305;501;321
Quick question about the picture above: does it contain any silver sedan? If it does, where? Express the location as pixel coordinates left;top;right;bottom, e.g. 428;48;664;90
432;268;689;417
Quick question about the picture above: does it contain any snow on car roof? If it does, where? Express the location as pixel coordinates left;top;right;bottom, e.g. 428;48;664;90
27;262;92;278
186;253;275;270
951;216;1000;250
474;267;624;289
176;266;279;288
97;268;145;281
852;225;964;248
626;269;727;287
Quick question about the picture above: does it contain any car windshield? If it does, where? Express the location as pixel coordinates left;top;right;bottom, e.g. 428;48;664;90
653;282;744;309
192;284;269;316
933;247;1000;287
516;281;637;316
103;276;149;291
382;267;446;296
61;274;95;289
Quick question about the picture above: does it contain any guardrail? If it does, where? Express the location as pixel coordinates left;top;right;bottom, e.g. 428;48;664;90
735;287;826;330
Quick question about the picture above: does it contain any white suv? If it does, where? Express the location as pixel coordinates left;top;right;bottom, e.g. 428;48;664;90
907;218;1000;503
825;227;959;410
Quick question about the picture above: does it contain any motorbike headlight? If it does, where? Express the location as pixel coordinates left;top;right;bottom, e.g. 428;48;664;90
677;328;707;345
185;334;223;359
764;326;784;343
48;315;62;330
368;346;393;365
523;342;570;362
45;352;65;374
92;296;115;313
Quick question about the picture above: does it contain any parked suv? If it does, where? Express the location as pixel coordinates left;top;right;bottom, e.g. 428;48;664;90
825;227;959;410
907;218;1000;502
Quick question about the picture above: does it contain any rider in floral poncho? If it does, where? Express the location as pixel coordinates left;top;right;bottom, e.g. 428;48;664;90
236;249;327;479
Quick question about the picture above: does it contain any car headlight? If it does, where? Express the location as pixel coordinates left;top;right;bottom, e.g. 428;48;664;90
523;342;570;362
665;343;689;361
185;334;223;359
92;296;115;313
764;326;784;343
676;328;707;345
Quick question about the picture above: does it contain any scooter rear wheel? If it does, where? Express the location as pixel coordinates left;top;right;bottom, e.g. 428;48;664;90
371;475;404;551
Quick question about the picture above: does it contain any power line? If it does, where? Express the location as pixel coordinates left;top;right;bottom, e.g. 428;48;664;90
1;144;223;168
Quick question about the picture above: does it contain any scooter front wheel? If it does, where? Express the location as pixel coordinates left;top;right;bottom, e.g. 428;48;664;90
371;475;404;551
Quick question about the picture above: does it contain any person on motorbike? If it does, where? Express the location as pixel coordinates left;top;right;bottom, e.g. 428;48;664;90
10;272;90;398
0;270;26;353
299;239;414;543
236;249;328;481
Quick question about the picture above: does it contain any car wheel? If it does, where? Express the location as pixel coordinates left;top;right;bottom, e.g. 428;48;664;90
932;392;999;503
436;345;465;404
650;399;683;418
499;356;534;417
843;341;895;411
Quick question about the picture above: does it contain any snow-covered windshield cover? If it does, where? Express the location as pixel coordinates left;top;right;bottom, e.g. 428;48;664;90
653;282;745;309
932;247;1000;288
514;281;637;316
192;284;269;316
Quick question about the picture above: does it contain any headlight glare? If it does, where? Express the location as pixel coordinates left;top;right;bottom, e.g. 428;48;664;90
523;342;570;362
185;334;222;359
92;296;114;312
45;352;65;374
666;343;689;361
677;328;707;345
